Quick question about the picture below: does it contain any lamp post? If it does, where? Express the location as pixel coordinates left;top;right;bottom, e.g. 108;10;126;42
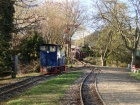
11;55;18;78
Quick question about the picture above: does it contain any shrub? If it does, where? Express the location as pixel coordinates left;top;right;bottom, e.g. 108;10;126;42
20;32;45;63
84;57;96;65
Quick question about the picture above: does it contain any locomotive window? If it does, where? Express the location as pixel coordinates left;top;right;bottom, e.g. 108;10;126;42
40;46;48;51
50;46;56;52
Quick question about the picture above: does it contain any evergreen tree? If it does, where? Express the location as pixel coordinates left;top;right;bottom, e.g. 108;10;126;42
0;0;15;72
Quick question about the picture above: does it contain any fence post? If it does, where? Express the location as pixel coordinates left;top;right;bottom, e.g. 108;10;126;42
12;55;18;78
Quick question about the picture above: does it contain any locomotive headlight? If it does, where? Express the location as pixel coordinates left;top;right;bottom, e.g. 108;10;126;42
42;66;52;72
42;67;47;72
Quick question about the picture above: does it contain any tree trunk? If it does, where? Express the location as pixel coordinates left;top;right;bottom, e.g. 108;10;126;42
68;43;71;64
132;49;136;65
65;42;71;65
65;44;69;64
102;60;107;66
101;55;107;66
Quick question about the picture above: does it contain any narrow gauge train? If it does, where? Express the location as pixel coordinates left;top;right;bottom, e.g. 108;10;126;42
40;44;66;74
71;46;86;61
73;51;86;60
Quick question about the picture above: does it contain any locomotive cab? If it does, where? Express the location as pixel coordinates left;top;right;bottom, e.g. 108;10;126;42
40;44;66;74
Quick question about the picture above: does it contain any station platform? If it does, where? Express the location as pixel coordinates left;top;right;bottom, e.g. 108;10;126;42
97;67;140;105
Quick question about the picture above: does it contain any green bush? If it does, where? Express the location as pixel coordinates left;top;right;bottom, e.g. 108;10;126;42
89;59;96;65
20;32;45;63
119;63;128;67
81;44;92;57
84;57;96;65
35;63;40;73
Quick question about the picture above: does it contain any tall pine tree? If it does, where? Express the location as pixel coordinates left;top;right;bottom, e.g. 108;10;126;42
0;0;15;72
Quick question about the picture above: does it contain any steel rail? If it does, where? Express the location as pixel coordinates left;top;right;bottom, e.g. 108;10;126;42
0;74;56;101
80;67;106;105
80;70;93;105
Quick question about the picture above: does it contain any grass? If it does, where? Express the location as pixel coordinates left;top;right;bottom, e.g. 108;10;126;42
130;72;140;80
66;64;75;68
3;71;83;105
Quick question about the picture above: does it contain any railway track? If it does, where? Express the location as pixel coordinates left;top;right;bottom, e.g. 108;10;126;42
74;59;104;105
0;64;83;102
0;74;57;102
80;68;104;105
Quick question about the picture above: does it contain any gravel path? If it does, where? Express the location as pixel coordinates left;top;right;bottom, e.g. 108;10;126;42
96;67;140;105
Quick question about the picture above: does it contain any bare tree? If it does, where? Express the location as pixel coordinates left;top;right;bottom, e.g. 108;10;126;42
14;0;42;32
12;0;43;50
37;1;66;44
62;0;87;63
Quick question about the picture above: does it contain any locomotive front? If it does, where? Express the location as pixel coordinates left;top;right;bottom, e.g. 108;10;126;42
40;44;66;74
